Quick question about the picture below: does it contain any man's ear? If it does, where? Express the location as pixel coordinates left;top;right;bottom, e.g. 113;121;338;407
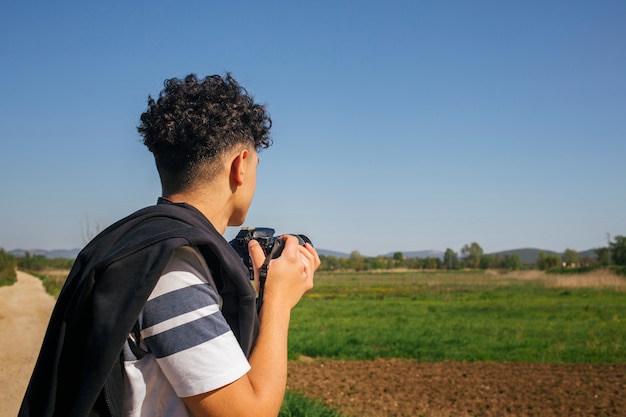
230;149;249;186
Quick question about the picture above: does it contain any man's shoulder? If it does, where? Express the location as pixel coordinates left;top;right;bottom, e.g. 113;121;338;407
88;202;214;251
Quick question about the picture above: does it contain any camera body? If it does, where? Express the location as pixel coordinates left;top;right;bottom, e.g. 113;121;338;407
230;227;311;278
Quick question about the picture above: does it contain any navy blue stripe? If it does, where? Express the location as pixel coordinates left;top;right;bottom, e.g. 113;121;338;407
145;314;231;358
143;283;219;328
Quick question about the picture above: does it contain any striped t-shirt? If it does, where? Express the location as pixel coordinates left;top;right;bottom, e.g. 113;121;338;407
122;246;251;416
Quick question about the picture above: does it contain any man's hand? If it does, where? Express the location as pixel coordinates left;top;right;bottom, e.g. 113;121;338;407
248;235;319;311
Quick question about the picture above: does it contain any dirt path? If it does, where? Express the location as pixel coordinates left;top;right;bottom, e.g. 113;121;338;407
0;271;55;417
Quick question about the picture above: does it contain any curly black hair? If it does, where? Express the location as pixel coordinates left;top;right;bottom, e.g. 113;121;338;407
138;73;272;193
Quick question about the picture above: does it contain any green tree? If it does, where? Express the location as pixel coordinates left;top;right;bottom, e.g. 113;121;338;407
0;249;17;285
443;248;459;270
348;250;365;271
422;257;441;270
562;248;579;267
461;242;483;269
537;252;561;270
501;254;522;270
392;252;405;268
372;255;388;270
405;257;422;269
595;247;610;266
319;255;342;271
479;254;496;269
610;235;626;266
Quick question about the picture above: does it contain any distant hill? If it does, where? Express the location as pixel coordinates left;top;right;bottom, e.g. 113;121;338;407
490;248;560;264
384;250;445;259
579;248;599;260
491;248;599;264
316;249;446;259
9;248;81;259
319;247;600;264
7;246;600;264
317;249;352;258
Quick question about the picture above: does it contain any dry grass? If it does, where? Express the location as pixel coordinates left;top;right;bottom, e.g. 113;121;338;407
545;269;626;290
32;268;70;298
493;270;546;281
502;269;626;290
40;269;70;284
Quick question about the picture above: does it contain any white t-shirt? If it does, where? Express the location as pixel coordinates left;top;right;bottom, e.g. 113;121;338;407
122;246;251;416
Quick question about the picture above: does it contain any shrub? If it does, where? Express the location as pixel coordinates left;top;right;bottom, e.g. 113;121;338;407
0;249;17;286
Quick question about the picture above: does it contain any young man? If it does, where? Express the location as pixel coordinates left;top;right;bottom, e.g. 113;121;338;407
20;73;320;417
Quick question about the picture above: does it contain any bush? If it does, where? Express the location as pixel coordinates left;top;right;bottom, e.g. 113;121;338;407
17;253;74;271
546;266;597;275
609;265;626;276
0;268;17;286
29;270;69;299
0;249;17;286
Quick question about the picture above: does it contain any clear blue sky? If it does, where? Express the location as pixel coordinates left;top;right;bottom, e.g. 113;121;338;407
1;0;624;257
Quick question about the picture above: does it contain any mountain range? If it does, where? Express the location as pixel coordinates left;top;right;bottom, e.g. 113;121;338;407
9;247;599;265
9;248;83;259
317;248;598;264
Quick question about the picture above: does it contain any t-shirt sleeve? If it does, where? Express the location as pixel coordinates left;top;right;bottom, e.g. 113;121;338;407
139;246;251;397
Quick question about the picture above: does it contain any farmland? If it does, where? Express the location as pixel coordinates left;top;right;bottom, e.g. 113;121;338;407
288;270;625;363
285;270;626;416
3;268;625;416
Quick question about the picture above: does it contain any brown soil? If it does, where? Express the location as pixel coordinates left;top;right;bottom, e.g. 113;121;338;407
287;359;626;417
2;271;625;417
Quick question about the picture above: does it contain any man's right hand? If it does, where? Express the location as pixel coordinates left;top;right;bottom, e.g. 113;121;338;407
248;235;318;311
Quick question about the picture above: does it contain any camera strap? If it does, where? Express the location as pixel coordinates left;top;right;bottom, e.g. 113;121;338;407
256;242;284;312
257;258;270;312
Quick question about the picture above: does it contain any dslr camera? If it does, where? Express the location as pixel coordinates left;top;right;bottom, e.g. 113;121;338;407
230;227;311;279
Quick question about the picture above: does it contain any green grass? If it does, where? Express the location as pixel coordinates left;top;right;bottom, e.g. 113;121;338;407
280;391;344;417
288;271;626;363
0;271;17;287
28;270;67;299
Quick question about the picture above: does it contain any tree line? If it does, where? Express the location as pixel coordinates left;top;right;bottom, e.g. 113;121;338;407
318;235;626;274
1;234;625;283
0;250;75;286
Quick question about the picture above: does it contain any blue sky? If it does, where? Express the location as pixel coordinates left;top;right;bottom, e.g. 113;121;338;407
1;0;624;257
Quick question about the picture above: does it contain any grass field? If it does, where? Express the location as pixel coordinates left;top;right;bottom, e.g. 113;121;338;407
288;270;626;364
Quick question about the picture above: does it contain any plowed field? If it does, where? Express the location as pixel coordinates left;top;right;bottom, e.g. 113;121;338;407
288;359;626;416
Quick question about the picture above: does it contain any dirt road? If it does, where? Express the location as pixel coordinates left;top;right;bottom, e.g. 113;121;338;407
0;271;55;417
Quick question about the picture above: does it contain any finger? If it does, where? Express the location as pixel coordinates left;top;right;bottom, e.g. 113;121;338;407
297;246;316;288
298;251;312;276
280;235;299;252
299;243;321;270
248;239;266;269
300;255;315;291
248;240;265;292
307;243;321;269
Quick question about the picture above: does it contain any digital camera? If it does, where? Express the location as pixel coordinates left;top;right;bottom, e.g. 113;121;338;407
230;227;311;278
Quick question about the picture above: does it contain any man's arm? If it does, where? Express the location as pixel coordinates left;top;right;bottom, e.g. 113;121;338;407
183;235;319;417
